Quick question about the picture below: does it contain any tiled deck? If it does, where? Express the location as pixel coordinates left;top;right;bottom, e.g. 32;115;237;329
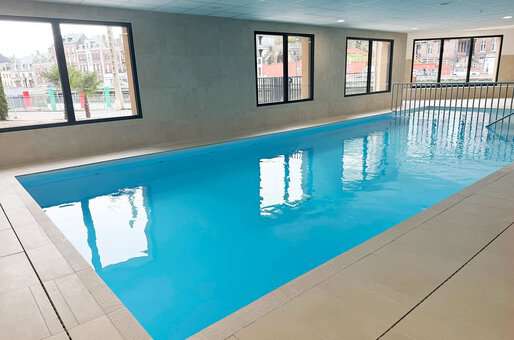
1;111;514;340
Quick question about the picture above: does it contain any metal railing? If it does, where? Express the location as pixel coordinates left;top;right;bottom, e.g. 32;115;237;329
392;82;514;118
6;91;132;112
345;72;375;95
257;76;303;104
391;81;514;140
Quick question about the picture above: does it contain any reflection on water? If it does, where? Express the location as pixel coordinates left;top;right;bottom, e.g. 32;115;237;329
45;187;149;270
21;111;514;340
259;150;311;215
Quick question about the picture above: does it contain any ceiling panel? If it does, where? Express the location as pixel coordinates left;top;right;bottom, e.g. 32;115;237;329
32;0;514;32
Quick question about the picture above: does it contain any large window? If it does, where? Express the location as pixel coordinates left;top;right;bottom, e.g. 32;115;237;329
412;40;441;83
0;16;141;132
411;35;502;83
345;38;393;96
255;32;313;106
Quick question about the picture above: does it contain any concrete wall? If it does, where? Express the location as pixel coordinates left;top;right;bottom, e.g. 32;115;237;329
404;27;514;82
0;0;407;167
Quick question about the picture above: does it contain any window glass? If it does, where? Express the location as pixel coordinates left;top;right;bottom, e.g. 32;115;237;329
256;34;284;105
346;38;393;95
371;40;391;92
411;36;502;83
345;39;369;95
470;37;501;82
440;38;471;82
288;35;312;101
412;40;441;83
60;23;138;120
0;20;66;129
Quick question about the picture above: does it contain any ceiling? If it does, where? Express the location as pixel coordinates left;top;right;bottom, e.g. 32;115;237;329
34;0;514;32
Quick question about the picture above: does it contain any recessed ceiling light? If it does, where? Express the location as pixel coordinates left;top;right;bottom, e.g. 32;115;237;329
412;27;419;30
337;19;345;23
503;15;513;19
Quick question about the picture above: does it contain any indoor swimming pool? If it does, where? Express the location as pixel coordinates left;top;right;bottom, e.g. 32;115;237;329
19;111;514;340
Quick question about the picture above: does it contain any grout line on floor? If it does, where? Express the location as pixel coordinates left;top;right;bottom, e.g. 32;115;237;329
376;221;514;339
0;203;73;340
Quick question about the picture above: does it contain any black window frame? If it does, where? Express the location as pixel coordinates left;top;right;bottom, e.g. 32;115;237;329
0;15;143;133
344;37;394;97
410;35;504;83
254;31;315;107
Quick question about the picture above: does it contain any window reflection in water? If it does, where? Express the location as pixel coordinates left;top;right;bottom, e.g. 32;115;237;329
342;132;388;188
259;150;311;216
44;186;149;270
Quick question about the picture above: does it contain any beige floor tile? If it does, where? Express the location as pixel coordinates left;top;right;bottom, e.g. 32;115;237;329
0;228;23;257
27;244;73;281
0;209;10;230
420;196;513;234
0;253;39;294
459;193;514;216
375;214;507;264
0;287;50;340
236;285;397;340
69;316;123;340
15;222;51;250
52;237;90;272
383;227;514;340
4;206;39;229
76;269;123;314
42;280;79;330
41;333;69;340
479;182;514;202
108;307;151;340
54;273;104;324
340;249;461;306
29;284;66;335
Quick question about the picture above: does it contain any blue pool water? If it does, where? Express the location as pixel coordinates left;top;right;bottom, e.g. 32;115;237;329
19;111;514;339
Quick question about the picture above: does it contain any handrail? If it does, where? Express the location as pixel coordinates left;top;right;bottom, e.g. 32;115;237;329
486;111;514;128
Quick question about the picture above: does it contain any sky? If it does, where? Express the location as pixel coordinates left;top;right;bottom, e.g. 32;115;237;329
0;20;123;58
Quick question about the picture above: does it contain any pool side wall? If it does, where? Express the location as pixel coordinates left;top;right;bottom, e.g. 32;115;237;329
0;0;406;167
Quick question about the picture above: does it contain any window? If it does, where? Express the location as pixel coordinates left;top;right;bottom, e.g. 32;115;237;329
345;38;393;96
411;35;502;83
412;40;441;83
0;16;141;132
255;32;314;106
441;38;471;82
470;37;502;82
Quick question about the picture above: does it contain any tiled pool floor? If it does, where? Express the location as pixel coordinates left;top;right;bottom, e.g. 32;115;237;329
1;112;514;340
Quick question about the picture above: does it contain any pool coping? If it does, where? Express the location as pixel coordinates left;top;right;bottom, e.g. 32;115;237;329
1;108;513;340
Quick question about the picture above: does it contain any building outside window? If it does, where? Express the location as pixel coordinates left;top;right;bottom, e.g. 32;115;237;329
0;17;141;131
411;35;502;83
345;38;393;96
255;32;314;106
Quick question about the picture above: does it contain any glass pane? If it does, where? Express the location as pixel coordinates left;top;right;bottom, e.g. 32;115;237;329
0;20;66;129
256;34;284;105
60;23;138;120
470;37;501;82
288;35;312;101
412;40;441;83
370;40;391;92
346;39;369;95
440;38;471;82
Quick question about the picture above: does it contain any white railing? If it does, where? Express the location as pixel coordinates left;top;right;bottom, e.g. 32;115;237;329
391;81;514;139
